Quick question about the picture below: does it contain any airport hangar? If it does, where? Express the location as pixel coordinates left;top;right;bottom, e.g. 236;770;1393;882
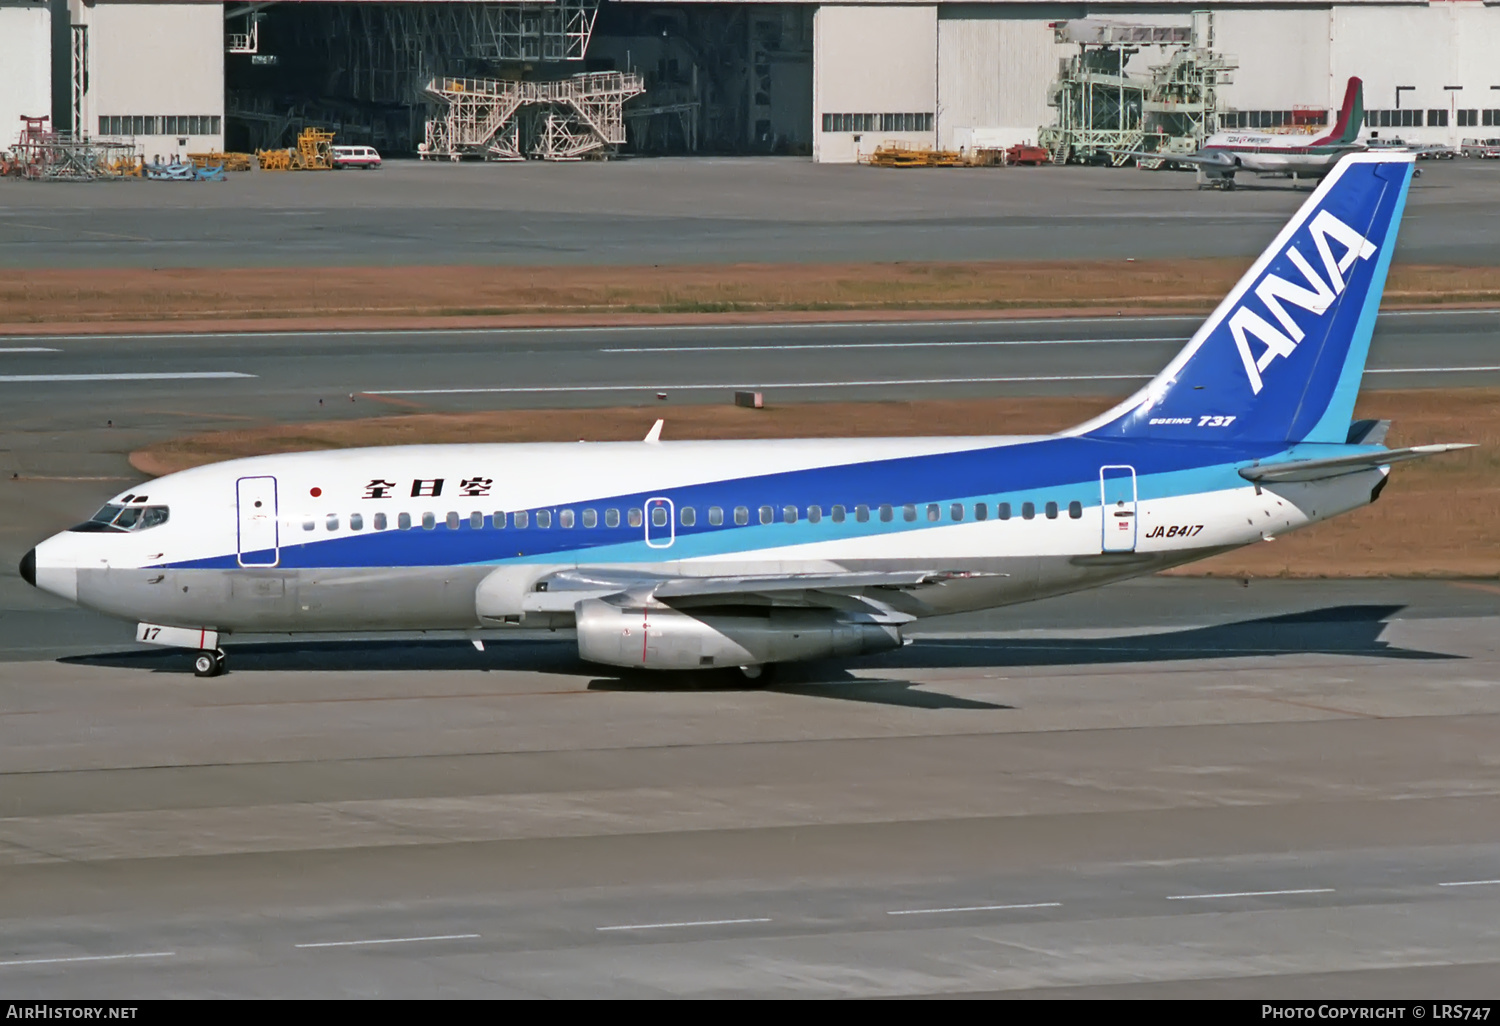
2;0;1498;164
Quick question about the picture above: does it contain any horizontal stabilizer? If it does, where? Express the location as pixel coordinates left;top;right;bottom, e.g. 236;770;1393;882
1239;444;1473;483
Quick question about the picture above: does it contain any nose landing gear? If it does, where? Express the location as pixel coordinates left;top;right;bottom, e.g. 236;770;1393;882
193;649;226;677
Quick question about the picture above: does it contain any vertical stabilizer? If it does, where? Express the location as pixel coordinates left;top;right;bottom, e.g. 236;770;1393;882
1070;152;1414;444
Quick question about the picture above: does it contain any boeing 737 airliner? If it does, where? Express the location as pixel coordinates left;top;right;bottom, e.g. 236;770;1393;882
21;153;1469;678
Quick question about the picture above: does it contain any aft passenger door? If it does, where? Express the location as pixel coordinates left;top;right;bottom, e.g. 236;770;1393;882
236;476;279;567
1099;465;1138;552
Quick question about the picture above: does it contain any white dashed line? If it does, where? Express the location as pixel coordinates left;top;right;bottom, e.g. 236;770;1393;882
294;933;481;948
887;902;1062;916
0;347;60;354
596;918;772;932
601;337;1189;353
1166;888;1334;900
0;372;256;383
365;373;1152;396
1437;879;1500;888
0;951;176;967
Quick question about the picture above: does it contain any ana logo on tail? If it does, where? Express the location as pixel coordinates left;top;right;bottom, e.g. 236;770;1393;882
1230;210;1378;394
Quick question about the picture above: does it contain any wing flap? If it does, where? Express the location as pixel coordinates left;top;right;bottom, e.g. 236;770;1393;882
1239;444;1472;483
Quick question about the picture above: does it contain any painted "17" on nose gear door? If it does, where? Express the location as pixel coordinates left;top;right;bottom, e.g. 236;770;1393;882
236;476;279;567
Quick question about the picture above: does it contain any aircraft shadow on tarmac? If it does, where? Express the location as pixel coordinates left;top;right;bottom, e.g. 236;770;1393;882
58;604;1453;710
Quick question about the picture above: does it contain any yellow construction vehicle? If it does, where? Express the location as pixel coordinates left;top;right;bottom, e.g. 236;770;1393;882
290;128;336;170
188;152;251;172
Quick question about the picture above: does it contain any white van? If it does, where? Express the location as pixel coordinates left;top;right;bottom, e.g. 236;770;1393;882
332;145;382;169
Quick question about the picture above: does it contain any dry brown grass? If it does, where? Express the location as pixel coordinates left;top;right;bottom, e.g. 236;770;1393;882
131;389;1500;578
4;261;1500;330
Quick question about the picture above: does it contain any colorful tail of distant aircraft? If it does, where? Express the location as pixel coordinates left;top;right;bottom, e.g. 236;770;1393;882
21;153;1471;679
1132;77;1369;188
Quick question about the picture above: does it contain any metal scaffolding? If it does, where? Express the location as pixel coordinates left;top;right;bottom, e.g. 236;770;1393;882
423;72;645;161
319;2;600;106
1038;14;1235;166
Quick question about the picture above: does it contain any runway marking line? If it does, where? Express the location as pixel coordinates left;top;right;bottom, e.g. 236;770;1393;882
364;367;1500;397
601;337;1191;354
0;372;256;383
596;918;772;932
0;951;175;968
295;933;480;948
1166;888;1334;900
1437;879;1500;888
0;347;60;354
3;306;1490;344
887;902;1062;916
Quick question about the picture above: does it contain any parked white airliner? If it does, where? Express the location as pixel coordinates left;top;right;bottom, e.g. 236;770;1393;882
21;153;1468;678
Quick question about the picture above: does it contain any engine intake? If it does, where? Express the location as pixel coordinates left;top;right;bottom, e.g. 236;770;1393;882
575;599;902;670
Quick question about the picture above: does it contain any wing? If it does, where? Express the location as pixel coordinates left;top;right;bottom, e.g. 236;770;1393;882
520;567;1003;616
1239;444;1473;484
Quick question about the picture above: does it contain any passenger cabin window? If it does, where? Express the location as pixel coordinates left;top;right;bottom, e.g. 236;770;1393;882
1022;502;1036;520
559;509;574;529
709;506;723;526
422;512;436;530
1069;500;1083;519
605;509;619;528
902;504;917;523
975;502;989;521
582;509;597;528
856;505;869;523
514;511;529;528
808;505;822;523
832;505;846;523
303;518;316;532
398;512;412;530
1045;501;1059;520
879;505;893;523
470;511;484;530
373;513;387;530
759;505;774;525
734;506;749;525
651;506;668;528
997;502;1010;521
783;505;797;524
950;503;964;522
350;513;364;531
680;506;696;527
537;510;552;529
628;508;642;528
326;514;339;531
446;512;460;530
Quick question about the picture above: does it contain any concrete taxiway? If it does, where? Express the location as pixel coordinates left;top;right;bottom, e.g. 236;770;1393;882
1;577;1498;997
3;157;1499;268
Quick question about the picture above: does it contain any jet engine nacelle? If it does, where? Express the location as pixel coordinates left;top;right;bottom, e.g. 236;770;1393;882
575;599;903;670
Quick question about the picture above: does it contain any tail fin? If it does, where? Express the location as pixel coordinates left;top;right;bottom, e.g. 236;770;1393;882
1071;152;1414;445
1314;77;1364;147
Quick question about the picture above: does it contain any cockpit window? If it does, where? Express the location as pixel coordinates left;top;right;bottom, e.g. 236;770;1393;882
69;503;170;533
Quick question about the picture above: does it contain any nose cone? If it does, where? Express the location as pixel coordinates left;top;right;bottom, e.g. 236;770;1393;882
19;547;35;587
27;537;79;603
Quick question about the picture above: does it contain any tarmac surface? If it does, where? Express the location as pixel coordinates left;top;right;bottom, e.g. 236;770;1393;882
3;156;1499;268
2;576;1499;997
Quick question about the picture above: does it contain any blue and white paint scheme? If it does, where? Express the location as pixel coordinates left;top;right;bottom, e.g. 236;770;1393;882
20;153;1470;677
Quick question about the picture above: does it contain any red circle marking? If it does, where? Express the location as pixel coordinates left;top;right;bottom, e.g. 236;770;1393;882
310;487;322;497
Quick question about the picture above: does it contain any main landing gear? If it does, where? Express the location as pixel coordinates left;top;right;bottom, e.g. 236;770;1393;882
193;649;227;677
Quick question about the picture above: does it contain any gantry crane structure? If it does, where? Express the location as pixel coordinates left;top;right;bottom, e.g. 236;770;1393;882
423;72;645;161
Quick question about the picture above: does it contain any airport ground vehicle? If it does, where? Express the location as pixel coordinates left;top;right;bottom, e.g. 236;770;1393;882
332;145;382;169
21;153;1469;678
1460;138;1500;158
